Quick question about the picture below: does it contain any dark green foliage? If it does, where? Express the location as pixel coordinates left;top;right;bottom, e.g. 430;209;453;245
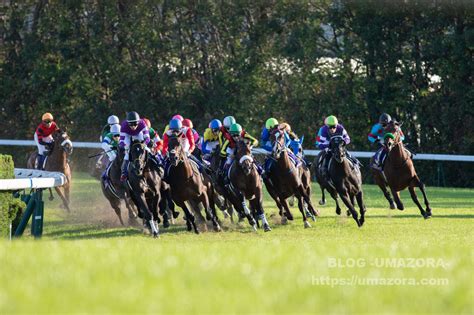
0;155;24;238
0;1;472;186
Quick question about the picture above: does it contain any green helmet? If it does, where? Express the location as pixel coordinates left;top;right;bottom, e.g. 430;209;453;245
229;123;242;135
384;133;395;140
266;118;279;129
324;115;338;127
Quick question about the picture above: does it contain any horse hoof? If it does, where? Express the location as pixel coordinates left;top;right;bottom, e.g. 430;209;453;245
222;210;230;218
252;224;258;232
319;200;326;206
281;217;288;225
304;221;311;228
346;210;351;217
214;225;222;232
172;211;180;219
390;203;396;210
163;221;170;229
314;209;321;217
49;196;54;201
194;229;200;235
263;224;272;232
336;209;341;215
153;232;159;238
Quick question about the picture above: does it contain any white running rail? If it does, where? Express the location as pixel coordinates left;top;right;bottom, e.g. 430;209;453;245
0;168;67;190
1;139;473;162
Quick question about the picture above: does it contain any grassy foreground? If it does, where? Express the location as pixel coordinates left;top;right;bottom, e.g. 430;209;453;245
0;172;473;314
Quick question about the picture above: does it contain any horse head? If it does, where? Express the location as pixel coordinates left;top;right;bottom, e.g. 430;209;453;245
384;121;403;152
167;135;184;167
271;130;286;159
129;141;147;176
330;135;346;164
53;129;73;155
236;140;254;175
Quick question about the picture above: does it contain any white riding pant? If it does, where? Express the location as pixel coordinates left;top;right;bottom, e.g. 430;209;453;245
34;133;53;155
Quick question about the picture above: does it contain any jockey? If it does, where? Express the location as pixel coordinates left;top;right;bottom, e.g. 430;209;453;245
163;114;184;135
34;112;59;170
162;118;206;172
100;115;120;142
220;116;235;147
202;119;222;159
369;113;406;170
182;118;202;159
219;123;259;178
279;122;312;167
143;118;164;155
260;117;280;152
316;115;357;178
101;124;121;163
119;111;151;181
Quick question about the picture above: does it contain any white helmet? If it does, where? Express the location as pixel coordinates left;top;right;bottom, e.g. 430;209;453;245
110;124;121;134
223;116;236;129
107;115;120;125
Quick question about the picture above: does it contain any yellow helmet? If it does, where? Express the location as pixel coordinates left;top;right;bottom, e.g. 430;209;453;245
42;113;54;121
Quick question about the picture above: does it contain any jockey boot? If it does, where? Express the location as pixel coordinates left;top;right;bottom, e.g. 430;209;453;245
120;160;129;182
37;154;45;170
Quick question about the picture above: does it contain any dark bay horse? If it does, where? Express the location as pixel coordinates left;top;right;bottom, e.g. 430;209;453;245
264;131;318;228
27;129;73;212
166;135;221;234
100;150;139;226
126;142;162;237
328;136;366;227
227;140;270;232
375;122;432;218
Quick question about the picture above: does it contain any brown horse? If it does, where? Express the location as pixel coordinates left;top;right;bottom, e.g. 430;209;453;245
227;140;270;232
101;148;139;226
166;135;221;234
374;121;432;218
264;130;318;228
27;129;73;211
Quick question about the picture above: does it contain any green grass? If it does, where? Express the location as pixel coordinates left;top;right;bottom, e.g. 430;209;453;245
0;172;473;314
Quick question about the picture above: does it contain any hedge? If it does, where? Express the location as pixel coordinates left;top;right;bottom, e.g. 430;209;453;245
0;155;24;238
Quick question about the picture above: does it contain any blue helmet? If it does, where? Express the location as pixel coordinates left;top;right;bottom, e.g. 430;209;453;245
209;119;222;130
169;118;182;130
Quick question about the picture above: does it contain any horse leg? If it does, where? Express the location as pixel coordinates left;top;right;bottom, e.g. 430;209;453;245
299;186;318;220
319;186;326;205
415;178;432;217
297;195;311;228
339;193;361;227
125;196;139;225
48;188;54;201
355;191;366;226
408;186;428;219
159;197;170;228
264;178;286;223
136;194;159;238
250;198;271;232
390;187;404;210
189;200;208;232
380;182;396;209
279;198;294;225
176;200;198;234
199;192;221;232
54;186;71;212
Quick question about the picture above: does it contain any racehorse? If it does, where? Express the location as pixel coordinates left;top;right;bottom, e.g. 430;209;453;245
373;121;432;218
100;149;139;226
226;140;270;231
264;130;318;228
312;151;343;216
327;136;366;227
126;142;162;237
166;135;221;234
27;129;73;212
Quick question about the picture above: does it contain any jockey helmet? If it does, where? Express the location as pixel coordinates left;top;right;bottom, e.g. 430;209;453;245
182;118;193;129
172;114;184;122
223;116;236;129
110;124;121;135
265;118;279;129
169;118;182;130
143;118;151;128
209;119;222;130
384;132;395;140
324;115;338;127
126;111;140;123
107;115;120;125
229;123;242;136
42;113;54;122
379;113;392;125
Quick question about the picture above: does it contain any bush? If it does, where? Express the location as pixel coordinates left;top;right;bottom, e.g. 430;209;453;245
0;155;24;238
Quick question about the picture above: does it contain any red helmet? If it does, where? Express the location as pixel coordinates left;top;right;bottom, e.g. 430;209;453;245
182;118;193;129
143;118;151;128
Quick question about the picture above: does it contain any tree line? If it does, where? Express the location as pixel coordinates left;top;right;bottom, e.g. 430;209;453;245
0;0;472;186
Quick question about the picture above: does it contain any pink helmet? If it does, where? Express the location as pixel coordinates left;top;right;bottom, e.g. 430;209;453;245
172;114;184;122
